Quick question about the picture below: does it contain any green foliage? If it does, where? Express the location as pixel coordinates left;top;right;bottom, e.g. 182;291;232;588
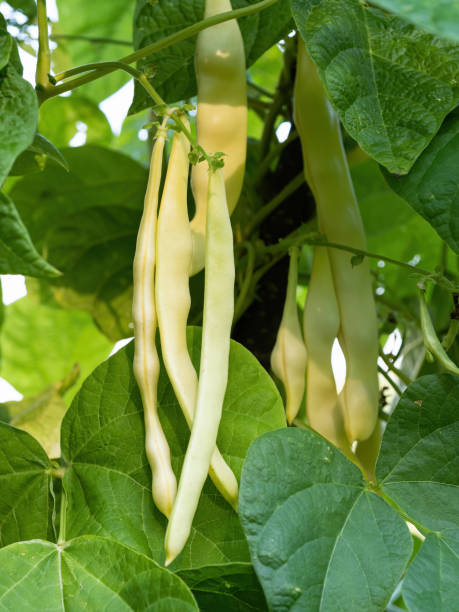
0;295;112;402
291;0;459;173
0;192;59;277
130;0;292;112
370;0;459;42
0;536;199;609
9;133;68;175
0;424;53;547
61;328;285;569
385;109;459;255
9;146;148;340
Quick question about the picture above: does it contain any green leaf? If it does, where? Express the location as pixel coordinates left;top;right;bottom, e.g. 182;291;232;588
130;0;292;111
385;109;459;254
9;145;148;340
9;133;69;175
403;529;459;612
178;563;268;611
291;0;459;173
0;295;112;404
61;328;285;570
370;0;459;43
0;192;60;277
38;95;113;148
0;65;38;184
378;374;459;531
0;536;199;610
352;159;448;298
0;423;53;547
239;428;412;611
1;365;80;459
5;1;37;20
52;0;133;102
0;14;12;70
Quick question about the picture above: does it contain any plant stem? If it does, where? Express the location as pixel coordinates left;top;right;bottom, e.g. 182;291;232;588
377;365;403;397
442;319;459;351
50;34;132;46
35;0;51;102
253;130;298;185
379;350;413;387
245;172;304;237
233;242;256;324
58;489;67;545
42;0;280;99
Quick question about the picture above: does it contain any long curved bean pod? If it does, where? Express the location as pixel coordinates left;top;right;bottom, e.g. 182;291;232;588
132;115;177;518
155;119;238;509
165;167;235;565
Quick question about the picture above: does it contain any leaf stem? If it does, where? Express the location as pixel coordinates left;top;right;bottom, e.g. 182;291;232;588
50;33;132;46
233;242;256;324
42;0;280;98
379;350;413;387
377;365;403;397
58;488;67;545
35;0;51;102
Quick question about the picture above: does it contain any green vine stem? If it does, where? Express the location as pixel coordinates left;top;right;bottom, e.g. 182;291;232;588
50;34;132;46
379;350;413;387
377;365;403;397
244;172;304;237
35;0;51;102
233;242;256;324
442;319;459;351
42;0;280;99
58;489;67;545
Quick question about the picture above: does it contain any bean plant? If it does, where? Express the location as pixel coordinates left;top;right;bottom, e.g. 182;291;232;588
0;0;458;610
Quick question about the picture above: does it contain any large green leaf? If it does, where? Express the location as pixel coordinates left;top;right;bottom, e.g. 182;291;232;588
0;192;60;277
178;563;268;611
0;64;38;185
0;423;53;547
239;428;412;611
0;536;199;610
38;95;113;148
0;295;112;403
352;159;447;298
0;14;12;70
370;0;459;43
51;0;134;102
130;0;292;111
403;529;459;612
385;109;459;254
61;327;285;570
9;145;148;340
291;0;459;174
378;374;459;532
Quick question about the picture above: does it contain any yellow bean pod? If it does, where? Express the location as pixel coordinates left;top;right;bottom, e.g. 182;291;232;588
303;246;352;456
190;0;247;275
271;247;307;424
165;167;235;565
294;38;379;443
155;118;238;509
132;116;177;518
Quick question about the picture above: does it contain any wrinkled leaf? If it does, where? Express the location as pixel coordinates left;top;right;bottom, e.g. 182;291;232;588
370;0;459;43
291;0;459;173
0;14;12;70
385;109;459;254
61;328;285;570
0;536;199;610
0;192;59;277
1;295;112;404
0;65;38;184
239;428;412;611
130;0;292;111
378;374;459;531
403;529;459;612
0;423;53;547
